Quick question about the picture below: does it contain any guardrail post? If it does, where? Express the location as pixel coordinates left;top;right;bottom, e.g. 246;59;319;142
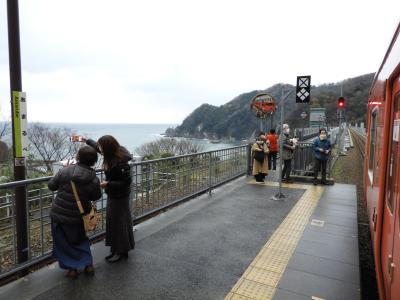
208;152;212;195
247;143;252;176
328;155;332;179
129;163;134;220
6;193;11;217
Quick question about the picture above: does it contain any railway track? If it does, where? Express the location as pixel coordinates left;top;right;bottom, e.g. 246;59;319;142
349;128;366;158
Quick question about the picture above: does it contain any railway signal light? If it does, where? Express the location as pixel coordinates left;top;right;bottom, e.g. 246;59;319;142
337;97;345;109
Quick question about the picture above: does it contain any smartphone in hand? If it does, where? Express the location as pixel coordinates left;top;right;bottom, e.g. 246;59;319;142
70;135;83;142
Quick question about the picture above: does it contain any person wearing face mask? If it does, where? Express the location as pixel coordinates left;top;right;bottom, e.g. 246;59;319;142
281;123;295;183
312;128;331;185
251;132;269;182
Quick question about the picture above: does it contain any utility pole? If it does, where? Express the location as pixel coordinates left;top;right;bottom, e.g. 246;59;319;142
7;0;28;263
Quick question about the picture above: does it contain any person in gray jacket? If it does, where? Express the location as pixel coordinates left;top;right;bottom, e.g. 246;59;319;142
48;146;102;279
281;124;296;183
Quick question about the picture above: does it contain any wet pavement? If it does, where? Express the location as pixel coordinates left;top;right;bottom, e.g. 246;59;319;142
0;175;360;300
1;175;304;300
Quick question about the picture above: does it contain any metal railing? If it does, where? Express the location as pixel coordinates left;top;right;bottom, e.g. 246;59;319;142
0;141;336;280
291;142;316;175
0;171;108;280
0;145;248;279
291;142;333;178
247;141;333;179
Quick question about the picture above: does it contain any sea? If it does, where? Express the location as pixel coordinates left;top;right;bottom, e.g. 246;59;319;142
45;123;244;155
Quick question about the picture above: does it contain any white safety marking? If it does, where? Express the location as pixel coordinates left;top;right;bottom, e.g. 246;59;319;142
310;219;325;227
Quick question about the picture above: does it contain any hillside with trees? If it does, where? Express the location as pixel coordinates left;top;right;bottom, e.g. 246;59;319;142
166;73;375;140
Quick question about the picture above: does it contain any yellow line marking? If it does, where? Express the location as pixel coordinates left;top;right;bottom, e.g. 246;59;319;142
224;180;325;300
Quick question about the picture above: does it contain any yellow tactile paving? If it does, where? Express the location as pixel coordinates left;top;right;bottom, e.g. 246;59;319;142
252;255;289;274
224;180;325;300
244;267;281;287
234;279;276;300
225;292;255;300
265;238;299;253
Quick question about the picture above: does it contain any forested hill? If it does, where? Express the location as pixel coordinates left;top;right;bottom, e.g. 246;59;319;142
166;73;375;140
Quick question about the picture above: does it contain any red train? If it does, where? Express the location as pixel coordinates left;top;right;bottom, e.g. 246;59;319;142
365;22;400;299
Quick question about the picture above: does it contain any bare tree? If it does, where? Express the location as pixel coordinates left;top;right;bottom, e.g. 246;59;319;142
28;123;80;173
136;138;204;159
0;107;11;164
0;122;10;141
0;105;10;142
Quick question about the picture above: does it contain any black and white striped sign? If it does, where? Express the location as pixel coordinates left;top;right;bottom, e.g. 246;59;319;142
296;76;311;103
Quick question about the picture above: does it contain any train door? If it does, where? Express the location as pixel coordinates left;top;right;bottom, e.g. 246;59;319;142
382;77;400;299
390;78;400;299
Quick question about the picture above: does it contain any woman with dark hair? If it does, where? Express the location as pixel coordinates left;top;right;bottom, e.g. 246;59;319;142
48;146;102;279
73;135;135;262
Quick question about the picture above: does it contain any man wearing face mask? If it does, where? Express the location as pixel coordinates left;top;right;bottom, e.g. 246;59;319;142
281;124;295;183
312;128;331;185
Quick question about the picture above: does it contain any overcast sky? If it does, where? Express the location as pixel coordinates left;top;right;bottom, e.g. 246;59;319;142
0;0;399;124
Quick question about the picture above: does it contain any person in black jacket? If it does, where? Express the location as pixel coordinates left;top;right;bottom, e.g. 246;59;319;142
48;146;102;279
75;135;135;263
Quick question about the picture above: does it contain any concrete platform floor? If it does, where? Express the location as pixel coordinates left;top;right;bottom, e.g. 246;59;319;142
0;175;360;300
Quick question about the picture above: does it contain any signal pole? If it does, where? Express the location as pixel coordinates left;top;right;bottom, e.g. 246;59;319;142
7;0;28;263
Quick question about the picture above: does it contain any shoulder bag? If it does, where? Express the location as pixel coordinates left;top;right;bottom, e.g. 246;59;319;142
254;144;265;162
71;181;98;232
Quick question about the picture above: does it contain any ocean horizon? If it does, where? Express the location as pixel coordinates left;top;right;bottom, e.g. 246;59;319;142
45;123;242;155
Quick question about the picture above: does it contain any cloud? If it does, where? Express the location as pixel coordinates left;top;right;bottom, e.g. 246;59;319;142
0;0;399;123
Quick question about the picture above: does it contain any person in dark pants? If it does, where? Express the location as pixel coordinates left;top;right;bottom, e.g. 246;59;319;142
281;124;296;183
48;146;102;279
74;135;135;263
313;128;331;185
266;129;278;170
251;133;269;182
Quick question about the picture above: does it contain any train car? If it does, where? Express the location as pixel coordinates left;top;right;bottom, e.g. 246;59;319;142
365;21;400;299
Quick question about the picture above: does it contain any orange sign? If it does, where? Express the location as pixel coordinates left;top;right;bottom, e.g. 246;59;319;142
250;93;276;119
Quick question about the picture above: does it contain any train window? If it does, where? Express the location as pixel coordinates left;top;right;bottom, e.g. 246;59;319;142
368;110;377;181
387;93;400;213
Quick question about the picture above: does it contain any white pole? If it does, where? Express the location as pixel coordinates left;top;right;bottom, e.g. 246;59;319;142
272;86;293;201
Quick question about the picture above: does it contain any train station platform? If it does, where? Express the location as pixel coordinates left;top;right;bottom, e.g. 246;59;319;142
0;175;360;300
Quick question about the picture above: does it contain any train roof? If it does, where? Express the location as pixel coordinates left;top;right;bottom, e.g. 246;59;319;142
370;22;400;100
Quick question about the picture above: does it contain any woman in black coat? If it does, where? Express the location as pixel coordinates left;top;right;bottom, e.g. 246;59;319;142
48;146;102;278
75;135;135;262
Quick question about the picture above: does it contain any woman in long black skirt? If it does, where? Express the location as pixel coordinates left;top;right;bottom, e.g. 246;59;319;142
48;146;102;278
76;135;135;263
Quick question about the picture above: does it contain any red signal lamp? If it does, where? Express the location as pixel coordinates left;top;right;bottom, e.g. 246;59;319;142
337;97;345;109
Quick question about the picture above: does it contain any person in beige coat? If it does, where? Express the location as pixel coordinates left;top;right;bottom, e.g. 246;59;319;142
252;133;269;182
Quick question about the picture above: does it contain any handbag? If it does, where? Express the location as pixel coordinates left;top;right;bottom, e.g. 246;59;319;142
71;181;98;232
253;145;265;162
